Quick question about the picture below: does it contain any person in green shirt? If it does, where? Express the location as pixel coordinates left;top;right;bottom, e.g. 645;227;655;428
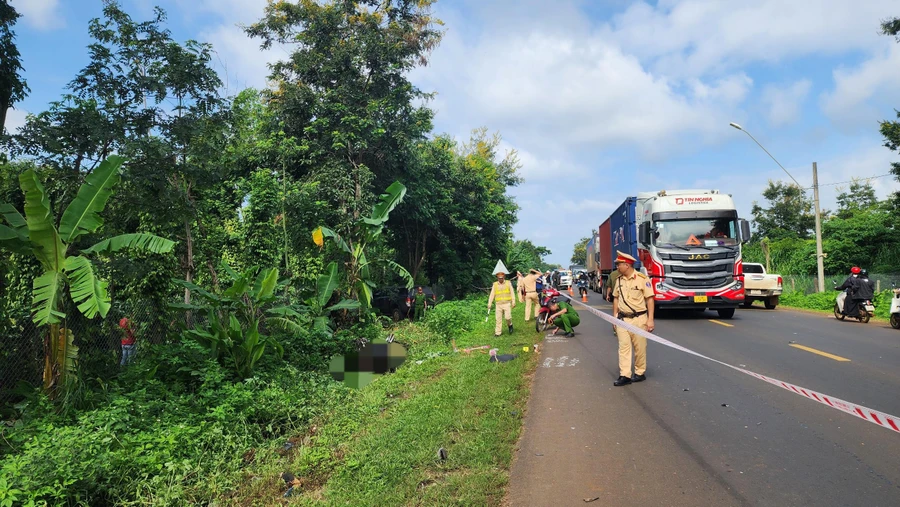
413;286;428;321
548;297;580;337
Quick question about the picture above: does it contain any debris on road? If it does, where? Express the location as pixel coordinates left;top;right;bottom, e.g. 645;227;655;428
583;497;600;502
683;388;690;392
721;403;729;407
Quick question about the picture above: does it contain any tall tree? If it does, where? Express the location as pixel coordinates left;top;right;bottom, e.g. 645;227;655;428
8;1;231;312
570;236;590;265
0;0;29;135
246;0;443;235
750;181;816;240
835;179;878;218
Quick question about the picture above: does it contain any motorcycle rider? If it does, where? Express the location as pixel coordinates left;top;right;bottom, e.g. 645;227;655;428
835;266;862;316
857;269;876;306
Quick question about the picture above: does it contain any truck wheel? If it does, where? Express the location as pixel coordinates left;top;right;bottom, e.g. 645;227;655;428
891;314;900;329
717;308;735;319
764;296;778;310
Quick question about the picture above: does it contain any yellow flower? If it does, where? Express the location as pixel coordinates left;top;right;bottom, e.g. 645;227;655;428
312;227;324;248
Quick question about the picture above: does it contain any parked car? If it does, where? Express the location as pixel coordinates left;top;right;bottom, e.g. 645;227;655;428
372;285;440;321
742;263;783;309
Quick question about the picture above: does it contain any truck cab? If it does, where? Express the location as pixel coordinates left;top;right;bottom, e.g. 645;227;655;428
635;189;752;319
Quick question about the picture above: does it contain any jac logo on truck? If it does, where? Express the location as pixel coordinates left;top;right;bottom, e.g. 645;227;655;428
675;197;713;205
688;254;710;260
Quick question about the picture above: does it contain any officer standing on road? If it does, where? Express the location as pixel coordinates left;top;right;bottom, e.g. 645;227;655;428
488;260;516;337
520;269;542;322
611;251;655;387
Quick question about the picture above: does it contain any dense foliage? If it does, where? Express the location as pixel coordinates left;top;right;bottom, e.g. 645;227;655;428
0;1;552;503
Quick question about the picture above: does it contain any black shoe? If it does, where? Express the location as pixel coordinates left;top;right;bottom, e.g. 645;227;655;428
631;374;646;383
565;332;575;338
614;376;632;387
508;324;513;334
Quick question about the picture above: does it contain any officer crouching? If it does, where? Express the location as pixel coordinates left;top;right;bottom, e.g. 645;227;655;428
611;251;655;387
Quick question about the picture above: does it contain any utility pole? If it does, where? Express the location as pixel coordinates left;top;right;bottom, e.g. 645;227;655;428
812;162;825;293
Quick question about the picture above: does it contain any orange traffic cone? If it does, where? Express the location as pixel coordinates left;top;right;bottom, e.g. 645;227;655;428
568;285;574;296
581;291;588;303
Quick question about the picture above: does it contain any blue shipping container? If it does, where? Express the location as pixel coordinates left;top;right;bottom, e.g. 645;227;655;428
607;197;641;270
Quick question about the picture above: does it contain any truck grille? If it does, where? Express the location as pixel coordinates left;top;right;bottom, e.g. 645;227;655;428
669;276;731;289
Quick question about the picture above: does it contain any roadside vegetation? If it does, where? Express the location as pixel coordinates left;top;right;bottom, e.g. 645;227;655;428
0;1;552;505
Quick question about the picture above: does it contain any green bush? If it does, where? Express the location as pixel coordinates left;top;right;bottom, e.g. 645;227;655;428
424;296;486;343
779;289;895;319
0;338;351;506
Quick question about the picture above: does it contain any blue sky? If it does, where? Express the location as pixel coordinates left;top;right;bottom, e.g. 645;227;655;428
8;0;900;266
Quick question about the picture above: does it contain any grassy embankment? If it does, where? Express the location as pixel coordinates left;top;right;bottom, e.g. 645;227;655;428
227;300;543;506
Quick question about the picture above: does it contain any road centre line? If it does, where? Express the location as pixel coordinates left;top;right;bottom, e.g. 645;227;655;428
789;343;851;362
708;319;734;328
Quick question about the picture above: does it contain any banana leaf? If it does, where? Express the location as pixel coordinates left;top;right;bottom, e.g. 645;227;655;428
65;255;111;319
82;233;175;255
58;155;124;243
19;170;65;272
32;271;66;325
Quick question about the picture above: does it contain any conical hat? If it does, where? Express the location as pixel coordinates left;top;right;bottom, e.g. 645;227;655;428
492;260;510;275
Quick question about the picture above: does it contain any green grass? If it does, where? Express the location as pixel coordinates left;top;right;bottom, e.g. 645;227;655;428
226;301;542;506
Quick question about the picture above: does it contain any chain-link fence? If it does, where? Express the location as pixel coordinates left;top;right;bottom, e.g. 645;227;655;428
1;298;173;405
781;273;900;294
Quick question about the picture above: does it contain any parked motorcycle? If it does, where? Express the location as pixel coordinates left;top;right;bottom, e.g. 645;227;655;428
891;283;900;330
535;288;570;332
832;280;874;323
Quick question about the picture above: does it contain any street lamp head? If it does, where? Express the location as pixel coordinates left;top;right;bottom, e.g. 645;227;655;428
729;122;743;130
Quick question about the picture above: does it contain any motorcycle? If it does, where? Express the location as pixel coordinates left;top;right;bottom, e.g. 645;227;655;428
833;281;874;324
577;278;589;299
535;288;570;332
891;283;900;330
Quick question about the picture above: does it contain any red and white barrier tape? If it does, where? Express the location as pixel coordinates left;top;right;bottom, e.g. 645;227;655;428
572;300;900;435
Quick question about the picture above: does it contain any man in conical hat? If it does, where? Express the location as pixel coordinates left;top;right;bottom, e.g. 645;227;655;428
488;260;516;336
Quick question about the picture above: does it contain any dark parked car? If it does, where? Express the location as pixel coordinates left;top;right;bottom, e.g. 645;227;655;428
373;285;440;321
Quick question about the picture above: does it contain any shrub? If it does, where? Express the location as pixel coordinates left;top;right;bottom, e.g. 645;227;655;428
424;296;486;343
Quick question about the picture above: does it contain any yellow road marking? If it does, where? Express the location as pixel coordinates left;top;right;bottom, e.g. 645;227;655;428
708;319;734;327
789;343;851;362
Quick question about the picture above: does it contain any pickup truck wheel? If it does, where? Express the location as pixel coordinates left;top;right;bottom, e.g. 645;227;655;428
391;308;402;322
764;296;778;310
717;308;735;319
891;314;900;329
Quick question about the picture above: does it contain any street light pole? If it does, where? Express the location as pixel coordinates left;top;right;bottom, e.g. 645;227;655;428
729;123;826;292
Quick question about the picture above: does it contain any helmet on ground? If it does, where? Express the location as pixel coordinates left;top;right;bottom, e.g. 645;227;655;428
851;266;861;274
860;269;868;277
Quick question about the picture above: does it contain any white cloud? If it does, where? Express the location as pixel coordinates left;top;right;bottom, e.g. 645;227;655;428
11;0;64;31
761;80;812;127
820;43;900;130
603;0;899;79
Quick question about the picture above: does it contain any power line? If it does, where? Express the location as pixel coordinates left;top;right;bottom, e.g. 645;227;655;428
804;173;896;189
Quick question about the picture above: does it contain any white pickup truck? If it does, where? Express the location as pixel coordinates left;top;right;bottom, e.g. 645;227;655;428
742;263;783;309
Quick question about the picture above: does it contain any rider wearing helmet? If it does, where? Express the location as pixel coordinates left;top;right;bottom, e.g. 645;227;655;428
835;266;862;316
856;269;875;302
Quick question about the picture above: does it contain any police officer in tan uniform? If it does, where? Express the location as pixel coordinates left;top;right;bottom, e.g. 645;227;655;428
519;269;541;322
611;251;655;387
488;260;516;336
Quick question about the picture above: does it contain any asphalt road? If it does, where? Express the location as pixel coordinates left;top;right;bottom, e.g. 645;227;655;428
508;297;900;507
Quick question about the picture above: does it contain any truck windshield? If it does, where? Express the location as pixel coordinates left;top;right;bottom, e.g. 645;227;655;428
652;218;738;247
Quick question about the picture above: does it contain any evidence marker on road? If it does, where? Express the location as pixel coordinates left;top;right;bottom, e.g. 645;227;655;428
789;343;851;362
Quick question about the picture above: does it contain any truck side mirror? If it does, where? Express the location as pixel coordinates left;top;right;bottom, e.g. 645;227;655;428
739;219;752;244
639;222;651;245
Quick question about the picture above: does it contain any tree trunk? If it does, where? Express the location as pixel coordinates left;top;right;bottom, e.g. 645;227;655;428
183;217;194;327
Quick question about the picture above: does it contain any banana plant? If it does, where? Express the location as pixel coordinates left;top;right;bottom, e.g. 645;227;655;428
172;262;333;379
0;155;175;395
313;181;413;311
